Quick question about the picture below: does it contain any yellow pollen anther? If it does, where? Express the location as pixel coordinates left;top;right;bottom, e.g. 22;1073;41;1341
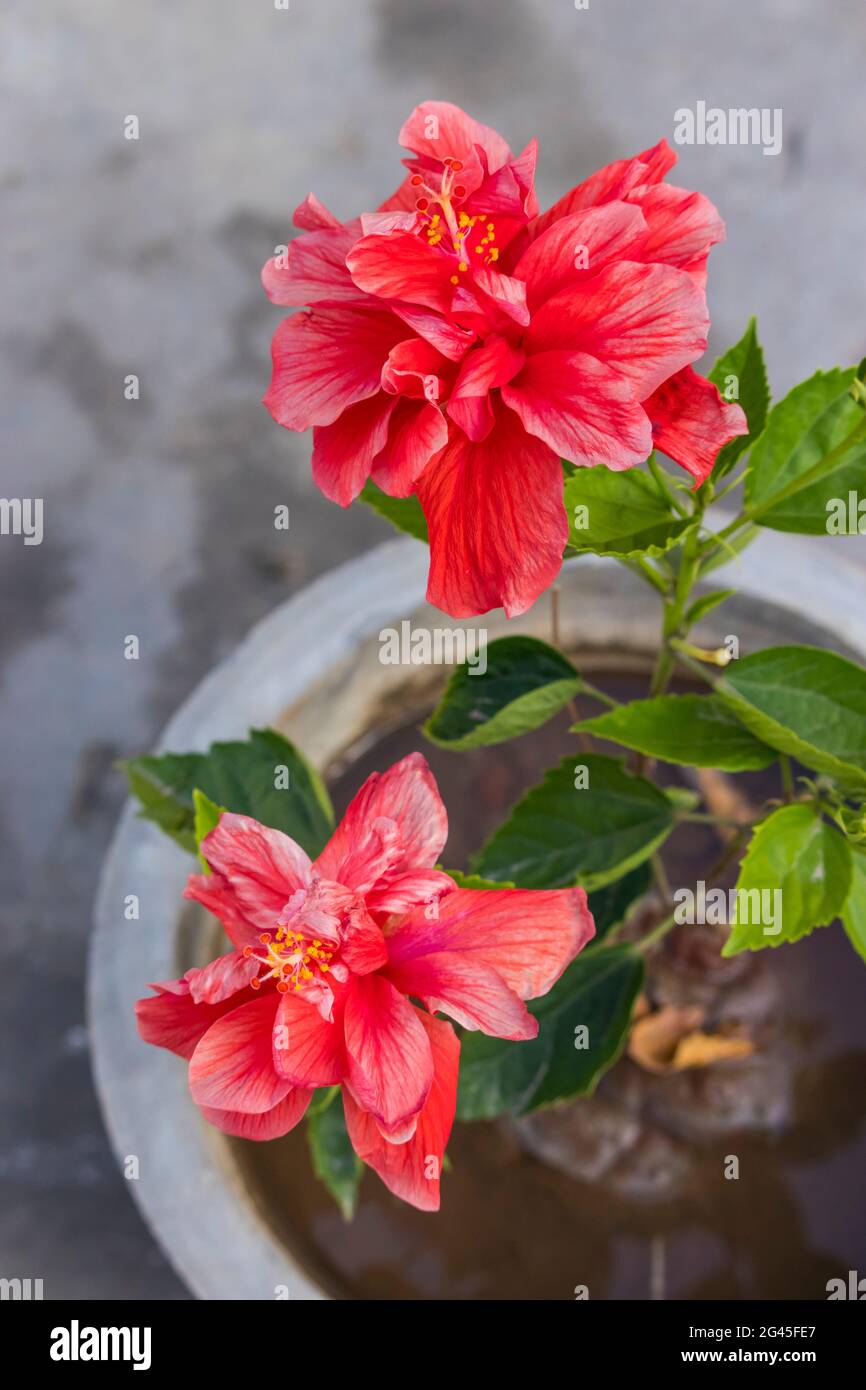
458;261;468;272
450;274;459;285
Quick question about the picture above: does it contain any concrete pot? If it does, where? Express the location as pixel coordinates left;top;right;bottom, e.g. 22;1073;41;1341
88;531;866;1300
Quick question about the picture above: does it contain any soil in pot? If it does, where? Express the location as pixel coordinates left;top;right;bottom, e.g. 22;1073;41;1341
228;671;866;1300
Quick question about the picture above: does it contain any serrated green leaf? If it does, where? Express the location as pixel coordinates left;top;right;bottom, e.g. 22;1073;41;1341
358;480;428;542
456;945;644;1118
472;754;675;890
121;728;334;857
424;636;580;750
307;1094;363;1220
745;367;866;533
574;694;776;771
841;849;866;964
717;646;866;791
722;804;851;955
707;317;770;480
564;465;695;558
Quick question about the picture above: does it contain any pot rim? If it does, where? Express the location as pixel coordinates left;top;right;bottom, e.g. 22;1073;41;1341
88;529;866;1300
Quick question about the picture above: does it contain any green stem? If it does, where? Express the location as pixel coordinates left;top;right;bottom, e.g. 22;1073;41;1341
636;909;678;954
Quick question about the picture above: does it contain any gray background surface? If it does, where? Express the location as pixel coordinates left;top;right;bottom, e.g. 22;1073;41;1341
1;0;864;1299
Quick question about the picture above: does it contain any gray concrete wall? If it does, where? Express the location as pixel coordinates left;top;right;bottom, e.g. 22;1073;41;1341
1;0;864;1298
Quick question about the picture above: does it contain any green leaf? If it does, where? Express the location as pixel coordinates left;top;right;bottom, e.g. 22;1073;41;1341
586;862;652;944
307;1095;363;1220
443;868;515;890
685;588;736;626
841;849;866;964
574;694;776;772
423;636;580;750
745;367;866;533
358;480;428;542
564;465;695;558
472;754;675;890
121;728;334;857
722;804;851;955
192;788;225;872
456;945;644;1118
717;646;866;791
707;317;770;479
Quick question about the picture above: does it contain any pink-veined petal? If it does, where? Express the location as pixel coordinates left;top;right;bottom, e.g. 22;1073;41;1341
311;391;397;506
200;1088;312;1141
625;183;725;282
514;202;648;312
347;232;459;314
386;885;595;1000
370;399;448;497
264;307;408;432
343;974;434;1136
293;193;342;232
315;752;448;893
385;950;537;1038
365;868;456;918
273;989;345;1087
446;335;525;443
261;224;366;307
400;99;512;176
189;993;292;1114
184;951;258;1005
135;978;257;1061
502;349;652;470
526;260;709;399
187;812;312;945
417;398;566;618
643;365;748;488
343;1009;459;1212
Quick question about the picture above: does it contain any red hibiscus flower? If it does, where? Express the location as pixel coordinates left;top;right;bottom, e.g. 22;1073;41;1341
136;754;594;1211
263;100;746;618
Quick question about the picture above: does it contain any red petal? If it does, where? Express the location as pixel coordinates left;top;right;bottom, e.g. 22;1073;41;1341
502;349;652;470
311;392;397;506
644;365;748;487
347;232;459;314
390;302;476;362
135;978;256;1061
522;137;675;246
365;868;456;917
263;307;408;432
261;224;366;307
370;399;448;497
200;1089;312;1141
446;335;525;443
189;993;292;1115
315;752;448;893
399;100;512;176
184;951;258;1005
340;903;389;976
513;202;648;312
626;183;725;282
417;398;566;618
526;260;708;399
386;886;595;1001
273;990;345;1087
385;950;537;1039
186;812;312;947
293;193;342;232
343;1010;459;1212
381;338;451;401
343;974;434;1136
